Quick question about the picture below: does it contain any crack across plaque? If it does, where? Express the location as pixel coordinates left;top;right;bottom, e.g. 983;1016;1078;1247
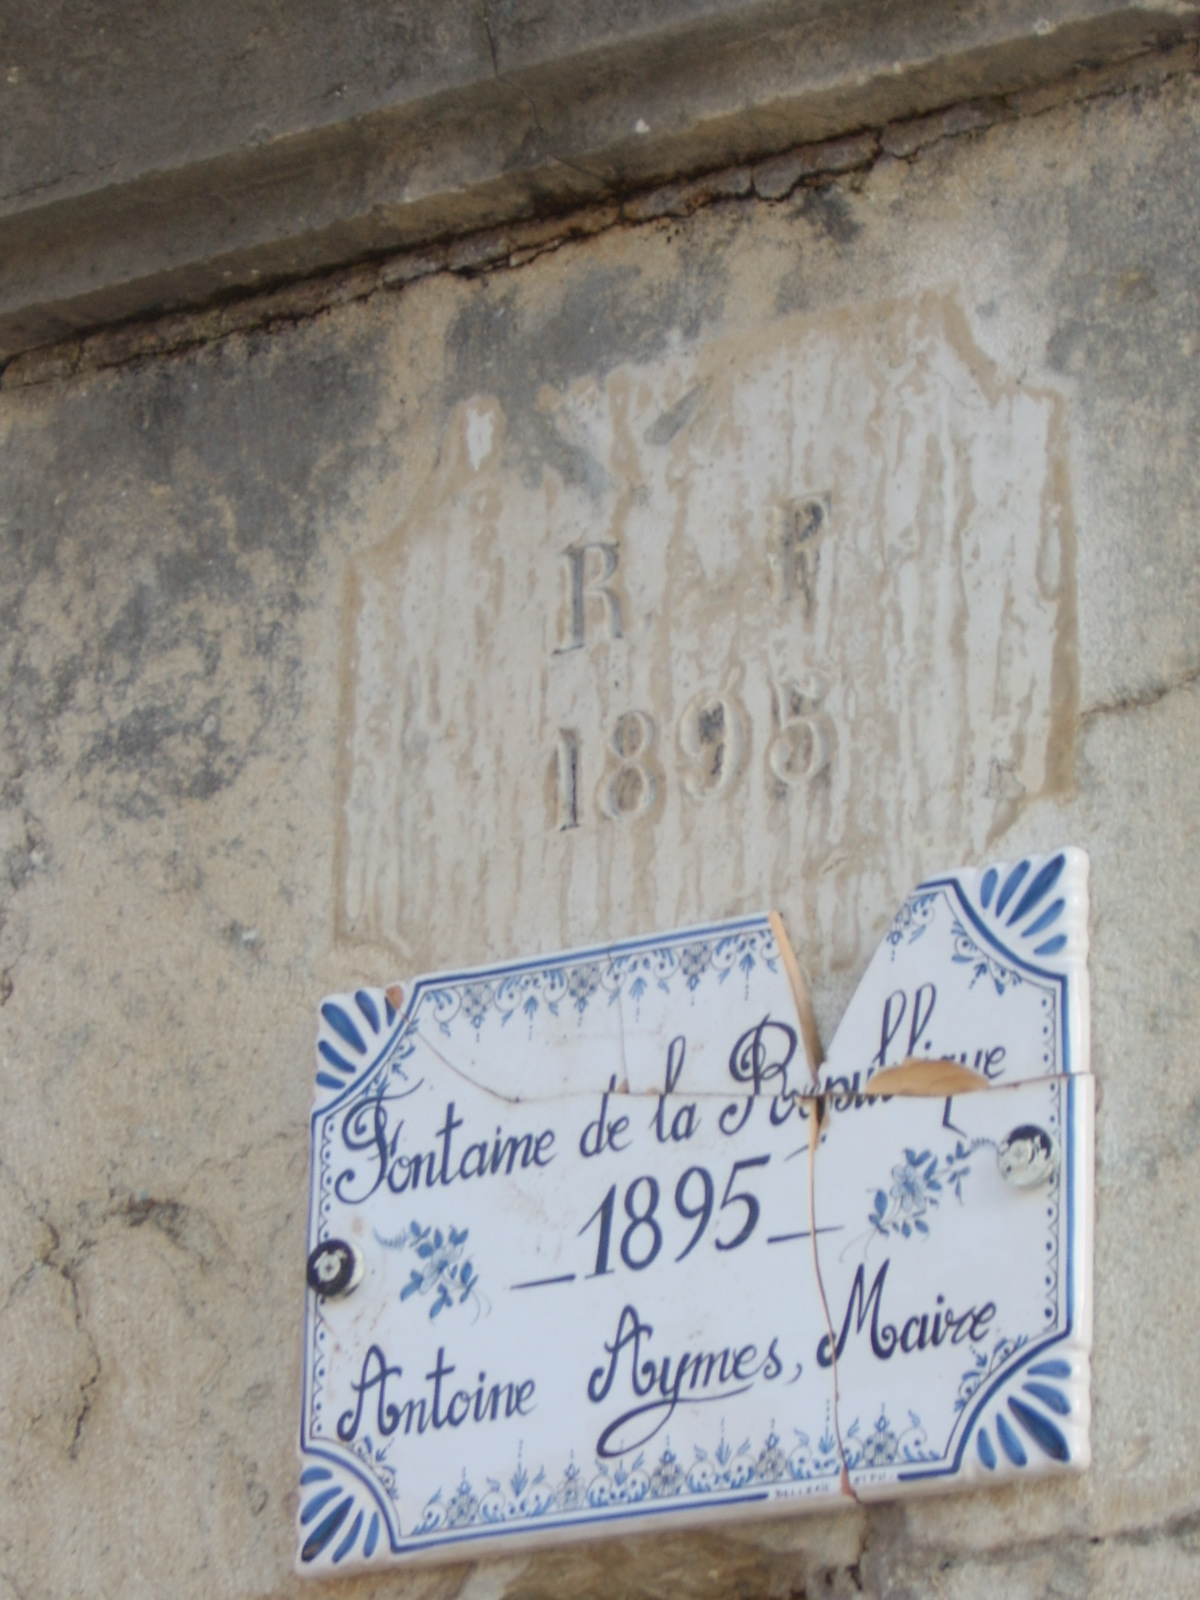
375;909;815;1104
369;911;1064;1511
301;850;1093;1569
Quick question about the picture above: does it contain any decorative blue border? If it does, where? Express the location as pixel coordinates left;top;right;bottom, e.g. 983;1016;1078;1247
301;914;797;1568
942;858;1076;1075
890;1072;1080;1483
878;851;1086;1483
300;862;1088;1566
313;912;776;1116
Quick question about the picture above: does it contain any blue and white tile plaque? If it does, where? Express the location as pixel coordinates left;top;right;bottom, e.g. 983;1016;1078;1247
298;849;1092;1573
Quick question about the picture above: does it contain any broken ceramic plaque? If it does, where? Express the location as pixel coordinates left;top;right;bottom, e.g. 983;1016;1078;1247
818;849;1090;1094
812;1073;1092;1497
298;850;1091;1574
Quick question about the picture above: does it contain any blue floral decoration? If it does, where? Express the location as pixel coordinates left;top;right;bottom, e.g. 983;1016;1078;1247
887;850;1078;988
409;921;780;1046
842;1406;938;1469
868;1141;973;1240
376;1222;481;1320
413;1422;849;1535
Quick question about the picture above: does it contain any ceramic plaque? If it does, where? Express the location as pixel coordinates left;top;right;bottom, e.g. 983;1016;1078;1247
298;849;1092;1574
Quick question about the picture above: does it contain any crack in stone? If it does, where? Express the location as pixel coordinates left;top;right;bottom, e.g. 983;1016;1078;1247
804;1094;858;1506
866;1497;1200;1583
732;1496;1200;1600
9;33;1195;389
65;1272;101;1460
479;1;500;78
117;1194;226;1268
176;1125;298;1189
0;1566;33;1600
1081;660;1200;721
0;1160;254;1461
478;0;603;192
10;1214;102;1460
25;1212;104;1461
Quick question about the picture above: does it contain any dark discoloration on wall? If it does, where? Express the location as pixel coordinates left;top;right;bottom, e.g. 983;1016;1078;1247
1045;85;1200;414
643;379;707;445
443;243;732;491
0;327;386;824
1;58;1200;1600
771;188;867;316
1037;74;1200;708
797;182;864;247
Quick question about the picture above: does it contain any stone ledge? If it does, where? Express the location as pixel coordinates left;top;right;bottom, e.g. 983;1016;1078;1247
4;34;1196;392
2;0;1199;362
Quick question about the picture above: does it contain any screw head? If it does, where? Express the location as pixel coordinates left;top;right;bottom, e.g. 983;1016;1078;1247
306;1238;363;1298
997;1125;1059;1188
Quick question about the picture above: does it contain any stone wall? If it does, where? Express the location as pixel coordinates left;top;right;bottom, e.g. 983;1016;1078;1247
1;35;1199;1600
3;0;1198;355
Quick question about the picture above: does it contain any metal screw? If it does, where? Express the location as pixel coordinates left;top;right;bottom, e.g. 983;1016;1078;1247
997;1125;1059;1188
306;1238;363;1298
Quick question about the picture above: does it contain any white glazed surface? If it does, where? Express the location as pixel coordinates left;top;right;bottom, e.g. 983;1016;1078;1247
299;850;1092;1573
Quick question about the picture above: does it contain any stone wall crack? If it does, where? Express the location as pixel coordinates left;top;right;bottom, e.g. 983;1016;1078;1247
4;39;1198;392
1081;659;1200;722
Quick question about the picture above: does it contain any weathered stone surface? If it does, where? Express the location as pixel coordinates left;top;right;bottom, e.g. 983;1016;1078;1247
751;133;879;200
341;293;1074;970
3;2;1200;360
1;55;1199;1600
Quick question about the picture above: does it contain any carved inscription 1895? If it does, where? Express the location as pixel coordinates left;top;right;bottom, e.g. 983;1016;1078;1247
338;295;1075;968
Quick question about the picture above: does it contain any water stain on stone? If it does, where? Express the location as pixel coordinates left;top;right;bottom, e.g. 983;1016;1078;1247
798;185;862;246
644;381;706;445
343;291;1078;969
444;255;729;492
0;322;388;817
